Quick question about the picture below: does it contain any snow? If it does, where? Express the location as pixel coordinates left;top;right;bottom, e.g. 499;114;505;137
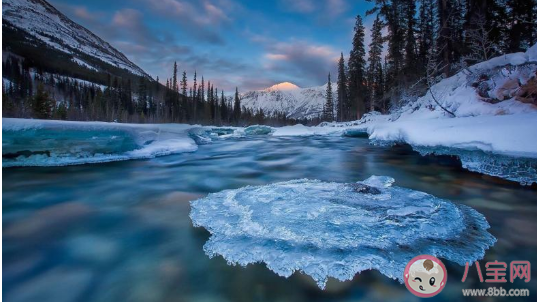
240;82;336;120
263;82;300;92
71;58;98;71
367;114;537;158
316;46;537;185
2;118;198;167
190;176;495;289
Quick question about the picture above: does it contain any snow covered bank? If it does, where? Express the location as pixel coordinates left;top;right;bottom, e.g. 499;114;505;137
2;118;199;167
190;176;495;289
317;46;537;185
1;119;275;167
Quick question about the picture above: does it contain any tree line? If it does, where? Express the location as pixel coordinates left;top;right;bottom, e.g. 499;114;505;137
2;56;303;126
322;0;537;122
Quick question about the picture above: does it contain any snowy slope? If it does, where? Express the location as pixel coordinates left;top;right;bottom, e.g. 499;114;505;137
2;0;149;77
240;82;336;120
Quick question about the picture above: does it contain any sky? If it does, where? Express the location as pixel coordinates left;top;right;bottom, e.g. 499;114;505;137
49;0;376;92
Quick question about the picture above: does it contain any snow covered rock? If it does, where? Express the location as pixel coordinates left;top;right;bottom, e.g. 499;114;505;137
190;176;496;289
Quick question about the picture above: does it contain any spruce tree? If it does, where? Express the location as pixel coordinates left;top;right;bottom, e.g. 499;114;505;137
233;87;241;124
172;61;178;92
336;53;348;122
348;15;367;120
324;73;334;121
403;0;418;77
180;71;187;97
32;84;54;119
367;16;384;112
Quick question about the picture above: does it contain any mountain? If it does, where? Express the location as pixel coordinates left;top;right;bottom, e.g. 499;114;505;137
2;0;150;83
240;82;335;120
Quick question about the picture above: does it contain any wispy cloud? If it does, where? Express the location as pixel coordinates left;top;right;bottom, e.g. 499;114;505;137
279;0;316;14
259;38;339;86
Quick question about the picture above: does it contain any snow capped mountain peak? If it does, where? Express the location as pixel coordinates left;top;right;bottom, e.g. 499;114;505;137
241;83;336;120
263;82;300;92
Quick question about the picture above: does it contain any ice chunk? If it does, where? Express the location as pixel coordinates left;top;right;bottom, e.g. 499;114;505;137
414;146;537;185
188;127;237;144
244;125;273;135
190;177;496;289
343;128;369;138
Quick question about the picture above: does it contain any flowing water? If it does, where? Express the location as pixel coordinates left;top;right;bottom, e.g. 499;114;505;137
3;136;537;302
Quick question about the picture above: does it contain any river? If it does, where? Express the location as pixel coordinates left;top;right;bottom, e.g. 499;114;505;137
3;136;537;302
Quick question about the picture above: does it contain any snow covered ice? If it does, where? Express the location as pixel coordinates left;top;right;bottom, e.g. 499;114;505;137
190;176;496;289
2;118;198;167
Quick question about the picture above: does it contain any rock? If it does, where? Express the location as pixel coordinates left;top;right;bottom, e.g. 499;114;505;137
347;183;381;195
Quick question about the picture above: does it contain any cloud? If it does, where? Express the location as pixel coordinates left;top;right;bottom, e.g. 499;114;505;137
261;39;339;86
325;0;347;18
279;0;316;13
134;0;237;44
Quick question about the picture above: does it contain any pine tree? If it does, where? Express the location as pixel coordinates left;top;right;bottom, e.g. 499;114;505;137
336;53;348;121
201;77;205;102
324;73;334;121
403;0;418;76
193;71;198;101
233;87;241;124
32;84;54;119
348;15;367;120
172;61;178;92
220;90;227;123
507;0;536;52
438;0;465;76
418;0;436;67
180;71;187;97
367;15;384;112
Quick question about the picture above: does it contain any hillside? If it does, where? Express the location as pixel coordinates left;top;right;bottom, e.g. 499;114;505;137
2;0;150;86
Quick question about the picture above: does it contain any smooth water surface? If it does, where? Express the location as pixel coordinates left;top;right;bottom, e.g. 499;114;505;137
3;136;537;302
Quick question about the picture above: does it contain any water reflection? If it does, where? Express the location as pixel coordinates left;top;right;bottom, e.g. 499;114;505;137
3;136;537;302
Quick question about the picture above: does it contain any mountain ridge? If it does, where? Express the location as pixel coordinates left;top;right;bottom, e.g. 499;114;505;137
240;82;335;120
2;0;150;79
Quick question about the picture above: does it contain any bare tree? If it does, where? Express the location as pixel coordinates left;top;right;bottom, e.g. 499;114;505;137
464;13;496;64
425;44;456;117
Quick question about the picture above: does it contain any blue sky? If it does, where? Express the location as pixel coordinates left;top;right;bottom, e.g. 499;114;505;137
50;0;375;92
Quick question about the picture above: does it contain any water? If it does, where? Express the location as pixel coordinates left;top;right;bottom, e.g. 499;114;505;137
3;136;537;302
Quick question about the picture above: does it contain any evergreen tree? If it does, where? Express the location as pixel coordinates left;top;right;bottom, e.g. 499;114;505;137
418;0;436;67
336;53;348;121
201;76;205;102
507;0;536;52
348;15;367;120
180;71;187;96
367;15;384;112
172;61;178;92
220;90;227;123
233;87;241;124
32;84;54;119
324;73;334;121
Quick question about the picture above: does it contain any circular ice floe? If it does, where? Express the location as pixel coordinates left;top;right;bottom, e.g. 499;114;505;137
190;176;496;289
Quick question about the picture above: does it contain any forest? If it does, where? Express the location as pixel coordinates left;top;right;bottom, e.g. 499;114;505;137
322;0;536;122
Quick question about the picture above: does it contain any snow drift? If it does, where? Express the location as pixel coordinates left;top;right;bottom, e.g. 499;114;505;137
190;176;496;289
